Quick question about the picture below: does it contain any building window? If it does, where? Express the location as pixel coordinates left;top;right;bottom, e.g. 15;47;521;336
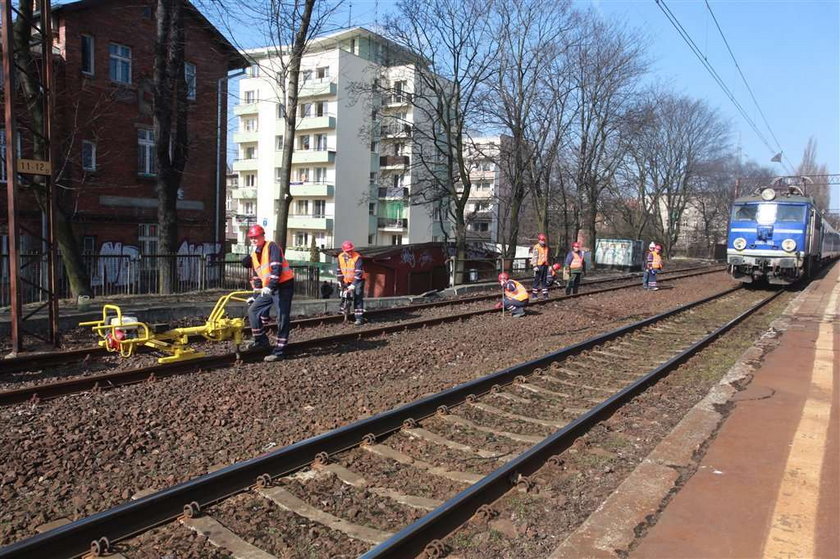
247;64;260;77
300;69;312;82
350;38;357;54
296;168;309;182
83;235;96;254
315;134;328;151
137;129;155;176
294;232;307;247
277;104;285;119
244;174;256;187
82;140;96;171
242;118;257;132
313;200;325;218
315;101;327;116
316;66;329;79
138;224;158;256
81;35;94;75
297;135;310;150
299;103;313;118
275;135;284;151
314;167;327;183
369;202;376;215
108;43;132;84
184;62;196;100
244;90;258;104
243;201;255;215
295;199;309;215
243;146;257;159
275;167;283;182
391;235;402;245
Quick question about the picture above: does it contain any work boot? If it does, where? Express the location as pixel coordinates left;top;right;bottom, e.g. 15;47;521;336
512;309;526;318
244;336;270;350
355;317;365;326
263;352;283;362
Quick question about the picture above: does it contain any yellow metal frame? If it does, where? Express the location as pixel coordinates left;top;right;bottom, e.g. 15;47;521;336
80;291;254;363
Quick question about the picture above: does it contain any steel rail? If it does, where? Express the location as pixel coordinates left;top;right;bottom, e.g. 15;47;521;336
0;286;742;558
362;288;784;558
0;266;723;377
0;269;727;406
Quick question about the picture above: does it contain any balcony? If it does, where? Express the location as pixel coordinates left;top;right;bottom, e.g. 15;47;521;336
290;182;334;197
288;214;334;230
291;148;336;165
383;92;412;106
232;158;258;172
377;217;408;230
379;155;409;168
298;114;337;131
231;187;257;199
380;123;412;138
234;102;259;116
378;187;408;199
299;79;337;98
233;131;259;144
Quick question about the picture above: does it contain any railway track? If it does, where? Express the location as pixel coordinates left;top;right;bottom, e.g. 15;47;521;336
0;264;721;377
0;266;725;406
0;284;782;558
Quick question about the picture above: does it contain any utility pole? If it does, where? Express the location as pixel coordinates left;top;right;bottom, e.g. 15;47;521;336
2;0;59;355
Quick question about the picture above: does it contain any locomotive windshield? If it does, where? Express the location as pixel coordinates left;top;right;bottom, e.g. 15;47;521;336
731;203;806;224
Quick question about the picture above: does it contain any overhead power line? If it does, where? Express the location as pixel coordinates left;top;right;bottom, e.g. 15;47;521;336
654;0;796;174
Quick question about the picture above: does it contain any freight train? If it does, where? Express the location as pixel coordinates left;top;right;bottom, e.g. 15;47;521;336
727;180;840;284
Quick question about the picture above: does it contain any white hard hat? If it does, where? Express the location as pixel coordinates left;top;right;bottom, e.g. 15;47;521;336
648;242;656;249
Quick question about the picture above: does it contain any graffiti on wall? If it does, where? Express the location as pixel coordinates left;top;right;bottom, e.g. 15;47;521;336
91;240;222;287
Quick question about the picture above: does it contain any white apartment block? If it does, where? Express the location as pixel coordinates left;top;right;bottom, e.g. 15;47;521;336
230;28;446;261
463;136;508;245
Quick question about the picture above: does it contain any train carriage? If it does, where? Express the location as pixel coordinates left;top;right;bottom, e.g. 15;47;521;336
727;183;840;285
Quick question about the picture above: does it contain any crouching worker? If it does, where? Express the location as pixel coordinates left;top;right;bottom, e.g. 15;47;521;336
548;263;563;288
242;225;295;362
337;240;365;325
497;272;529;318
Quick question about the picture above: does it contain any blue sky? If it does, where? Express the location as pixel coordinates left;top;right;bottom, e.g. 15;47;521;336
225;0;840;208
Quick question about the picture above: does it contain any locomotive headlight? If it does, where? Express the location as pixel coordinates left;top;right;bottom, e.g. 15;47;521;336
733;237;747;250
760;188;776;201
781;238;796;252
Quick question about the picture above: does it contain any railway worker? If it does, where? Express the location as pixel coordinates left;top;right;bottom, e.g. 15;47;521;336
642;242;656;289
563;242;586;295
530;233;551;299
646;244;664;291
548;262;563;287
337;240;365;325
243;225;295;361
497;272;529;317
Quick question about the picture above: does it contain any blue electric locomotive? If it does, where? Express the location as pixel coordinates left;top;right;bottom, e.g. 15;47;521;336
727;182;840;284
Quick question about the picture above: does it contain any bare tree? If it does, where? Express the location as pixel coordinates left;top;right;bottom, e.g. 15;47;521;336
9;0;91;298
482;0;573;257
565;13;647;257
214;0;341;249
382;0;498;281
796;137;830;211
153;0;189;293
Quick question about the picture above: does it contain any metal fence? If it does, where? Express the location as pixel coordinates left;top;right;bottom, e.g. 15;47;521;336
0;253;321;307
448;257;532;285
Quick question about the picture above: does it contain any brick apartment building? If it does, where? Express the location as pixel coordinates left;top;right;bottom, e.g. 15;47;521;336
2;0;245;262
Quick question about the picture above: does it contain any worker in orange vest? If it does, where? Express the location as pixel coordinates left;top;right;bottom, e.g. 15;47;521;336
563;241;586;295
497;272;529;318
242;225;295;361
646;243;664;290
337;240;365;325
530;233;550;299
548;262;563;287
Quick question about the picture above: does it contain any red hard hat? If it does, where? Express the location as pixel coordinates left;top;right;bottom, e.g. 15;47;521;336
537;233;547;242
247;224;265;239
341;240;355;252
552;263;562;271
498;272;510;282
572;242;581;248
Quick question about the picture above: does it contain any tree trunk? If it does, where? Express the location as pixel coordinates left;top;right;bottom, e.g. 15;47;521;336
274;0;316;250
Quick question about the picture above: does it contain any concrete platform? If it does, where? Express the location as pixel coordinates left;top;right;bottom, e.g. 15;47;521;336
551;262;839;559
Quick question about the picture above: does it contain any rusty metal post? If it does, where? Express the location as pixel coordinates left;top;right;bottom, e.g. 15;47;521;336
2;0;22;354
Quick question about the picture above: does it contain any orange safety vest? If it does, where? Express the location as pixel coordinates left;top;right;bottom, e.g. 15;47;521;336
652;252;663;270
251;241;294;286
570;251;584;270
338;251;362;283
532;243;549;266
505;279;530;302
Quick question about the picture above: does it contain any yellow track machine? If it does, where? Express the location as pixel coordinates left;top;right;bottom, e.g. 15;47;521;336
80;290;255;363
